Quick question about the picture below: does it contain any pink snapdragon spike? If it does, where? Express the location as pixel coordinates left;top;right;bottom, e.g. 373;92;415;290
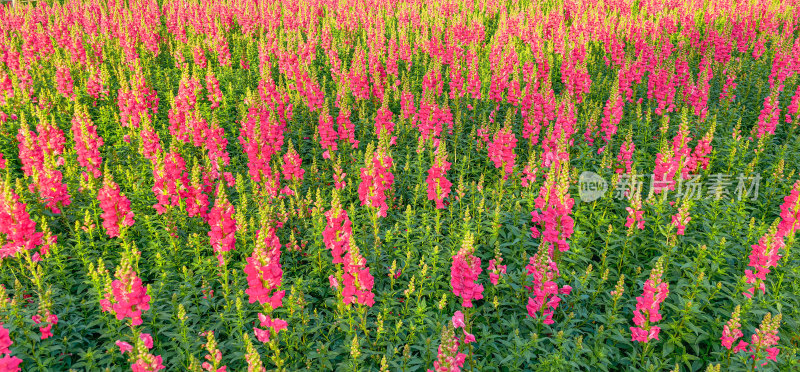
414;94;444;149
86;64;109;103
205;68;223;109
31;311;58;340
625;198;645;231
652;111;696;194
374;98;397;145
430;323;467;372
118;63;159;130
0;178;45;259
323;193;353;265
151;151;192;215
561;41;592;104
630;258;669;344
281;142;305;183
786;84;800;124
525;252;570;325
333;160;347;190
243;226;285;310
55;64;77;101
208;183;237;263
721;306;747;353
71;104;105;181
400;87;417;127
0;323;21;371
743;227;784;299
450;310;476;344
139;334;153;349
139;119;163;164
358;144;394;218
17;119;71;214
530;164;575;254
239;79;288;183
318;105;338;160
746;313;782;368
450;232;483;308
600;87;624;144
98;174;135;238
759;84;782;136
487;123;518;180
100;257;151;327
0;355;22;372
323;192;375;307
199;331;226;372
341;239;375;307
776;180;800;239
131;352;165;372
719;69;738;104
166;69;231;181
487;257;507;286
686;128;714;174
616;140;635;174
684;54;713;122
670;203;691;236
336;104;359;150
0;324;13;355
329;275;339;289
427;142;453;209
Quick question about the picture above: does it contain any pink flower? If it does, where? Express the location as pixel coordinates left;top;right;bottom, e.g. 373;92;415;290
630;258;669;344
243;227;285;309
358;146;394;218
777;181;800;239
488;258;507;286
31;312;57;340
734;340;749;353
743;229;784;297
671;204;691;236
432;324;467;372
746;313;782;367
721;306;745;350
98;177;135;238
281;145;304;182
71;105;104;179
0;355;22;371
462;330;475;344
0;179;48;258
253;327;271;343
254;314;288;343
487;124;518;180
530;166;575;253
630;327;648;342
101;258;151;327
318;106;338;159
208;184;237;256
0;324;13;355
329;275;339;289
116;340;133;354
427;143;452;209
451;311;465;329
139;333;153;349
451;242;483;308
525;253;568;325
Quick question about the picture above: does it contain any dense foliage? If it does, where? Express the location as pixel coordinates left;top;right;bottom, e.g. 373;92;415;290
0;0;799;371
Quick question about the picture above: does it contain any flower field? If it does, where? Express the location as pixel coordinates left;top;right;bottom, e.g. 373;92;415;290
0;0;800;370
